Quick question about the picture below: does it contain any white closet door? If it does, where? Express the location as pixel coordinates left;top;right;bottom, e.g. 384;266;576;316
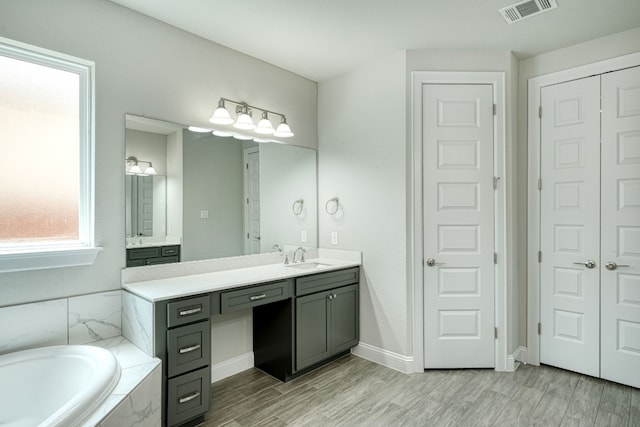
539;76;601;377
423;84;495;368
600;66;640;388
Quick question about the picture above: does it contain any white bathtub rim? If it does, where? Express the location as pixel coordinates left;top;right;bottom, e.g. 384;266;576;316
0;345;121;427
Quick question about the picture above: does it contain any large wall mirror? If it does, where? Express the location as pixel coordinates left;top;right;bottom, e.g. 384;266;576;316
125;114;317;263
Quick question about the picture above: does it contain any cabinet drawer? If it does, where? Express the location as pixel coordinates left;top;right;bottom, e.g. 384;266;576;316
220;280;292;313
167;321;210;378
295;267;359;296
161;245;180;257
127;247;160;260
167;295;211;328
166;366;210;427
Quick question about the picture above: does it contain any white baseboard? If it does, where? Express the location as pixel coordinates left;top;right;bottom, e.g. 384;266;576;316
210;352;254;383
351;342;414;373
506;346;527;371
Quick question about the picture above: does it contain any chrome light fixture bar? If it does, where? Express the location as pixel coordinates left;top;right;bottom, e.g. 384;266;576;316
125;156;156;176
209;97;294;138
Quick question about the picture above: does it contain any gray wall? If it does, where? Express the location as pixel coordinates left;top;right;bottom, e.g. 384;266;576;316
0;0;317;306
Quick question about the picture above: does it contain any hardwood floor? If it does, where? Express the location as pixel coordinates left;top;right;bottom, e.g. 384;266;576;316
201;355;640;427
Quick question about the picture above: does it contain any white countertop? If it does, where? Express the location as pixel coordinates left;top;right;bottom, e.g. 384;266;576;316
122;249;361;302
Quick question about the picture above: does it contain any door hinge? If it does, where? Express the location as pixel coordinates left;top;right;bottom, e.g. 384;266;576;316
246;163;249;170
494;252;498;264
538;106;542;118
538;323;541;335
493;176;500;190
493;104;497;116
538;251;542;263
538;178;542;191
494;327;498;339
246;198;249;204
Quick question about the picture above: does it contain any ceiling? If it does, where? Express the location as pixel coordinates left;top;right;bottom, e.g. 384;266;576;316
108;0;640;82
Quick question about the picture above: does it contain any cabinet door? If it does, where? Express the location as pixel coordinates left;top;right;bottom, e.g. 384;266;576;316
330;284;359;354
296;290;330;370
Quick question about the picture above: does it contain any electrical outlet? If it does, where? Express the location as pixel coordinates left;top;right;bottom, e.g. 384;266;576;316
331;231;338;245
200;210;209;219
300;230;307;243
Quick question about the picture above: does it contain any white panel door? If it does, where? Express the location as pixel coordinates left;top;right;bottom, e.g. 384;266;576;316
423;84;495;368
540;76;601;377
601;66;640;388
244;148;261;255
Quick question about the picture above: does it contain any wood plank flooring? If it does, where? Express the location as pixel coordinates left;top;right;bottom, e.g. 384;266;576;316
201;355;640;427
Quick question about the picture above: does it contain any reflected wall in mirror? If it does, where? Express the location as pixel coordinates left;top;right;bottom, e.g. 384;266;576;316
125;115;183;249
124;114;317;262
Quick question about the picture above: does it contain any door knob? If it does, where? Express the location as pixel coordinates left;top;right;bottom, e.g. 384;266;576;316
573;260;596;269
426;258;446;267
605;261;630;271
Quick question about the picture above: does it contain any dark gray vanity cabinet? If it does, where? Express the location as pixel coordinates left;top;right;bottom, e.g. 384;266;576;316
158;294;211;427
296;283;359;370
295;278;359;371
253;267;359;381
126;244;180;267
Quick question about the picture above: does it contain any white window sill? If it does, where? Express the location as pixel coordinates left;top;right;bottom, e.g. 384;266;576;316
0;246;103;273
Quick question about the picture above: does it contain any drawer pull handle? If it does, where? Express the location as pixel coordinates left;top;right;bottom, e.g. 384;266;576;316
179;344;201;354
179;307;202;317
178;391;200;404
249;294;267;301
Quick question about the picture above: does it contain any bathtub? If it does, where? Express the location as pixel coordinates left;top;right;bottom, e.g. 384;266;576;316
0;345;121;427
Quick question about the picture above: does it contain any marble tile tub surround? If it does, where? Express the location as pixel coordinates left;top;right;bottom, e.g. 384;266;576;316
0;290;122;355
122;248;362;302
83;336;161;427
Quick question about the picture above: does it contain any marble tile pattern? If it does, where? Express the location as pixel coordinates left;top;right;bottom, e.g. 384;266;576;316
122;290;154;356
0;298;67;354
96;365;161;427
204;355;640;427
0;290;122;354
82;336;161;427
69;290;122;344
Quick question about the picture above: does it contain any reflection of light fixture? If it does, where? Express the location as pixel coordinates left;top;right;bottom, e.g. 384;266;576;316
209;97;294;138
188;126;212;133
212;129;233;137
126;156;157;176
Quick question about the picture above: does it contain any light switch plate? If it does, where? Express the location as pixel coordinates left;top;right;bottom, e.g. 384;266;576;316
301;230;307;243
200;210;209;219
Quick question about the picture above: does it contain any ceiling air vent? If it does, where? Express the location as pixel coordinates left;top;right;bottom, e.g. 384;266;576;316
499;0;558;24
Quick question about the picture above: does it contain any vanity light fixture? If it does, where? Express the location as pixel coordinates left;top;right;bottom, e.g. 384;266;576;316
209;97;294;138
255;111;275;135
125;156;157;176
209;99;234;125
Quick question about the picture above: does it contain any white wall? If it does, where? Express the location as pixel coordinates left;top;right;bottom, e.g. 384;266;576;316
318;51;409;356
319;49;519;365
0;0;317;307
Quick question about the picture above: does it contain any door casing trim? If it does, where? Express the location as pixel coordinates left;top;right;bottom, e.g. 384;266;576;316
525;52;640;366
410;71;507;372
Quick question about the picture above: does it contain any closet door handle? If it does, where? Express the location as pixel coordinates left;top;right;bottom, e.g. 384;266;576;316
605;261;629;271
573;260;596;269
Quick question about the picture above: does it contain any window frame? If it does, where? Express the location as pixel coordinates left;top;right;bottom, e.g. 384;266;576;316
0;37;101;273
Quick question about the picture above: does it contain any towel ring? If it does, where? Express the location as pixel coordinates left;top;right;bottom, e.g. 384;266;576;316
325;197;339;215
292;199;304;215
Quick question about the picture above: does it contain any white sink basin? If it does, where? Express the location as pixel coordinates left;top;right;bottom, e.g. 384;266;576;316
285;262;331;270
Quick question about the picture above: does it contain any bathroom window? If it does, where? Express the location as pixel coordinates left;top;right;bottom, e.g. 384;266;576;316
0;37;100;272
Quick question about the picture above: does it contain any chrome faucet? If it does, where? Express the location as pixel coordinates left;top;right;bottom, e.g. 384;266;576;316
293;247;306;263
